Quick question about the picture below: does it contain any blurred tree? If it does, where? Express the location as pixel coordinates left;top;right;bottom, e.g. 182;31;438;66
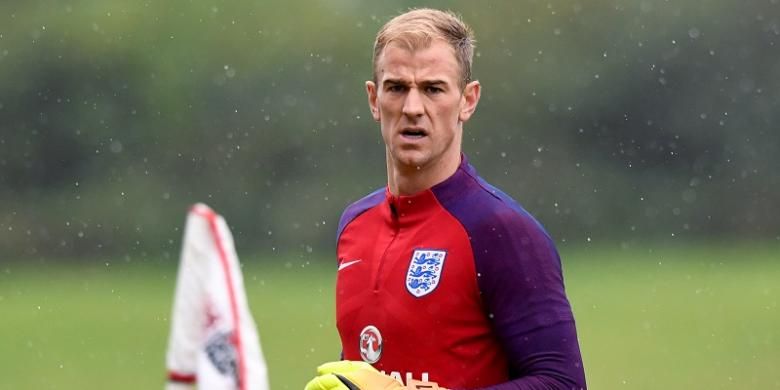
1;0;778;260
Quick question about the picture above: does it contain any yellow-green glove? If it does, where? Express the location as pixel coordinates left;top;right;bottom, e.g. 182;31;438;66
304;361;445;390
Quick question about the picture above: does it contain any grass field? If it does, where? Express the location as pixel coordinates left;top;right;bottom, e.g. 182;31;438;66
1;243;779;389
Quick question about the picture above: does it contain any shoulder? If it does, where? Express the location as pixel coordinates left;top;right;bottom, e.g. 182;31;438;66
436;170;552;244
336;187;385;240
439;172;574;332
476;181;552;243
435;169;562;284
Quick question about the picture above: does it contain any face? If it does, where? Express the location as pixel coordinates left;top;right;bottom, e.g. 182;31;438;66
366;40;480;176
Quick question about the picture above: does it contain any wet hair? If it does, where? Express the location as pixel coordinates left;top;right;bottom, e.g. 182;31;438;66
372;8;475;88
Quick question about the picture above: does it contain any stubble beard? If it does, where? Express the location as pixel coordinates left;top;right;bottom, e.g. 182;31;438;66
390;147;429;175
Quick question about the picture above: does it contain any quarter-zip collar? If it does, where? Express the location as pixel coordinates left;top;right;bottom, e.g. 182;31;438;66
383;154;477;228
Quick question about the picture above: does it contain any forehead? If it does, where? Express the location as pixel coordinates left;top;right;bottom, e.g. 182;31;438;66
376;40;461;84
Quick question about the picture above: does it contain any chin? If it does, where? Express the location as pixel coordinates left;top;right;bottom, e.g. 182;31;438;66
392;151;429;170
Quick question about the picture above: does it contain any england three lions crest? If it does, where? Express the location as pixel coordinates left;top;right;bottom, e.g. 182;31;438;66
406;249;447;298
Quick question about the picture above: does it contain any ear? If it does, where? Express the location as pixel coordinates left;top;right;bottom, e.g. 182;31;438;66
366;81;380;121
458;80;481;123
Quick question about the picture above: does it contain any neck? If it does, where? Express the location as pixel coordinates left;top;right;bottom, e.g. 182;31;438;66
386;150;461;196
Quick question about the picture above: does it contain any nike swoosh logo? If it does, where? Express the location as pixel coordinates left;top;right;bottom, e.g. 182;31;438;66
338;259;362;271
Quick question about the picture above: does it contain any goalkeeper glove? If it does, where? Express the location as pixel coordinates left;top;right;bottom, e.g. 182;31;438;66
304;361;445;390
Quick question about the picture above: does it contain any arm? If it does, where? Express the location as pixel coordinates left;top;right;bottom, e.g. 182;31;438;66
471;209;586;390
472;322;584;390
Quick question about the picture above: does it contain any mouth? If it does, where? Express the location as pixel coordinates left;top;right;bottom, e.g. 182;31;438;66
400;127;428;140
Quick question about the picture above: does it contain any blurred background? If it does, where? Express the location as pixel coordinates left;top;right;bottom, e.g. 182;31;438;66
1;0;778;389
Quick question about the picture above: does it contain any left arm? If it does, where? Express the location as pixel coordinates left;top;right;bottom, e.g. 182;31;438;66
470;210;586;390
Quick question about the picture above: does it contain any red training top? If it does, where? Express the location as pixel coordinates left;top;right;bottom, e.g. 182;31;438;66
335;156;586;389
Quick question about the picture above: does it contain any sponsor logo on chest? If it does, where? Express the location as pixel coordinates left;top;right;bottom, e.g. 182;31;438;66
359;325;383;363
358;325;432;385
405;249;447;298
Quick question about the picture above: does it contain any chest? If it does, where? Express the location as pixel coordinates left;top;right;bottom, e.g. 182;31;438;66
335;206;487;341
338;207;476;298
334;205;502;384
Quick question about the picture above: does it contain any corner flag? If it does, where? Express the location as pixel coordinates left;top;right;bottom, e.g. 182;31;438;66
165;203;269;390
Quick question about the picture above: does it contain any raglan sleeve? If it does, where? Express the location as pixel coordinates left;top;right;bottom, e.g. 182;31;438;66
470;209;587;390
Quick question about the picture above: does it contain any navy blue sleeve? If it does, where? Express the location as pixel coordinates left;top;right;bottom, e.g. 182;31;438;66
336;187;385;240
470;207;586;390
429;161;586;389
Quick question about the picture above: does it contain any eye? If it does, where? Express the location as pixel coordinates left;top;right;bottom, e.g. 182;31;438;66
386;84;406;93
425;85;444;94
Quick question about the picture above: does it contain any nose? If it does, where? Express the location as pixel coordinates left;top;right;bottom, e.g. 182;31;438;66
402;88;424;118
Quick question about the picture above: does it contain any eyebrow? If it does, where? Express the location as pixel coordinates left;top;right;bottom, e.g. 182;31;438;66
420;80;447;87
383;78;409;87
382;78;449;87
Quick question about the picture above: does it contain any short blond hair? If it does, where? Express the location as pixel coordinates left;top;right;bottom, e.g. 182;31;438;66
372;8;475;88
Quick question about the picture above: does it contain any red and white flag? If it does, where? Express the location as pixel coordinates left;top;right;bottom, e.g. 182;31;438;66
165;203;269;390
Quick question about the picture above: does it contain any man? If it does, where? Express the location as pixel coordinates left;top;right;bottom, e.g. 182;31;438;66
307;8;586;390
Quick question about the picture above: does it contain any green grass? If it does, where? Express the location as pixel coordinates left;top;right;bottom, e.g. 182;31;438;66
568;243;780;389
1;243;779;389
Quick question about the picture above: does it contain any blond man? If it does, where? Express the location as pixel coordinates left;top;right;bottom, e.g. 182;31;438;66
308;8;586;390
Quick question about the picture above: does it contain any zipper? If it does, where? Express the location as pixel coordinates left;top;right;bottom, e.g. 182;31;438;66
374;200;400;292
